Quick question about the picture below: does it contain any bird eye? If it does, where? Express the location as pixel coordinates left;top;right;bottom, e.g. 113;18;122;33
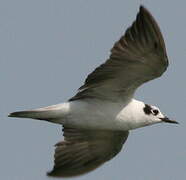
152;109;159;115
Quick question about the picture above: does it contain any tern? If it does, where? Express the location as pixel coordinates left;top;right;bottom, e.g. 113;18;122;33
9;6;178;177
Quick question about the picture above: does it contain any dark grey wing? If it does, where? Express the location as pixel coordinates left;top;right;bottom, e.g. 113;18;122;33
70;6;168;101
47;126;129;177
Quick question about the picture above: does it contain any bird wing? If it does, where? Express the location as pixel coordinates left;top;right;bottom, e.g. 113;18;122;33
47;126;129;177
70;6;168;102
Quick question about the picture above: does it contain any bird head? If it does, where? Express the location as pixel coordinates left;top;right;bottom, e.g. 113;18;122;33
143;104;178;124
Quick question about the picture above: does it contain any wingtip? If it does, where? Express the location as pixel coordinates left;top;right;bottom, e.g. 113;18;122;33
46;171;53;177
47;169;65;178
46;169;67;178
139;5;156;21
139;4;145;10
139;5;150;14
47;169;58;177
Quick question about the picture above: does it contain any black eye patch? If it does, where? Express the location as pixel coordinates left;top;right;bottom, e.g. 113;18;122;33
143;104;152;115
152;109;159;115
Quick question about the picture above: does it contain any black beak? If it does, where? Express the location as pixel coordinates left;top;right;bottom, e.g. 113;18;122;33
160;117;179;124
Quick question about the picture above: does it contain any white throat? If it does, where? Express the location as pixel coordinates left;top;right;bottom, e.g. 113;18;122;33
115;99;162;130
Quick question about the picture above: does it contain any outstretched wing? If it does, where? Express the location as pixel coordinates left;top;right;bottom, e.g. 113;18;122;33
70;6;168;101
47;126;129;177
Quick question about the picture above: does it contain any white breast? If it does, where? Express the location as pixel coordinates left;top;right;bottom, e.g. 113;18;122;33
56;99;147;131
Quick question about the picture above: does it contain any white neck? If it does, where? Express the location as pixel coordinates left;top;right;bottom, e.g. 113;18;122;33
115;99;160;130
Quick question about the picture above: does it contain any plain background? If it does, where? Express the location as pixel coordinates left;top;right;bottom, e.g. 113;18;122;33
1;0;185;180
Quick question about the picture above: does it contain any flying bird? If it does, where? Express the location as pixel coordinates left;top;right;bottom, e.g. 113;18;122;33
9;6;178;177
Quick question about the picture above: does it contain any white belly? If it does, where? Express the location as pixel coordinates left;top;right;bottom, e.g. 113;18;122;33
58;99;143;131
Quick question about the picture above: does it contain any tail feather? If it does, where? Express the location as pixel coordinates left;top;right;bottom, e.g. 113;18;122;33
8;104;66;122
8;110;51;120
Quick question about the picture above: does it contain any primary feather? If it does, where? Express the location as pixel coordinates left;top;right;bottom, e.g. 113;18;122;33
70;6;168;101
47;126;129;177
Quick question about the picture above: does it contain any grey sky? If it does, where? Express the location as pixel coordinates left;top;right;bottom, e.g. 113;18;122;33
1;0;185;179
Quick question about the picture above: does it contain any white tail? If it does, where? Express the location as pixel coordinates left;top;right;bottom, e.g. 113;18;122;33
8;103;68;123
